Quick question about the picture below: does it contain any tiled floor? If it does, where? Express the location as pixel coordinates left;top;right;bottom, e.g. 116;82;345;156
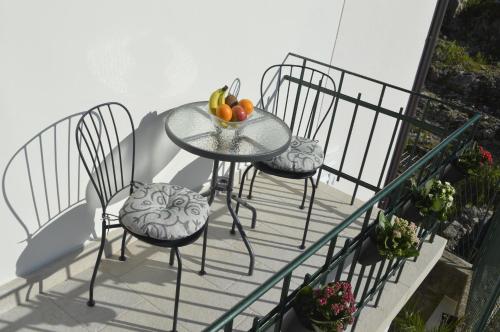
0;174;444;332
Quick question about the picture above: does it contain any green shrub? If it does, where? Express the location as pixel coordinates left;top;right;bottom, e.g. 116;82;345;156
392;309;460;332
434;39;487;72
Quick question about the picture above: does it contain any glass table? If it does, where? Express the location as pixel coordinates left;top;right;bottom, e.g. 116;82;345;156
165;101;291;275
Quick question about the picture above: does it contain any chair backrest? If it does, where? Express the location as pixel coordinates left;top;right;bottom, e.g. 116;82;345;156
75;102;135;210
260;64;336;143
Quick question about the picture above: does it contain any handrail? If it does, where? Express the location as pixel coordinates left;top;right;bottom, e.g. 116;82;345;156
287;52;475;116
204;112;482;331
283;75;447;137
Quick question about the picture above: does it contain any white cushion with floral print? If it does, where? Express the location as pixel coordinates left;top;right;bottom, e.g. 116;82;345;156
262;136;324;173
119;183;209;241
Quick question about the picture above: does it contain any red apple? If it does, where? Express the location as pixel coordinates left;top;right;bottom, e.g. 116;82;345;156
232;105;247;121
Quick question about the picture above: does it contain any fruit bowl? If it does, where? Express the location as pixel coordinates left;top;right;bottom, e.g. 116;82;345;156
208;85;255;130
208;108;253;130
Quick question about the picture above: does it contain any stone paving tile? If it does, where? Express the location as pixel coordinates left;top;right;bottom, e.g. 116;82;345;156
99;299;190;332
100;240;159;279
45;268;144;332
0;294;86;332
117;248;252;332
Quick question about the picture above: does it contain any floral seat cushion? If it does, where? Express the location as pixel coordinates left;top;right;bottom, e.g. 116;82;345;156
119;183;209;241
262;136;324;173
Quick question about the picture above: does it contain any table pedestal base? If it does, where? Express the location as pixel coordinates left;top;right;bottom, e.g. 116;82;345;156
200;161;256;276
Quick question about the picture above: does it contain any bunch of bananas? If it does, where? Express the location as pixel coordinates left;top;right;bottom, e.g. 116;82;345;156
208;85;228;115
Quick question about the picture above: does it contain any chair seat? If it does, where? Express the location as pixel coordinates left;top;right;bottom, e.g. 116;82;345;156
261;136;324;173
119;183;209;241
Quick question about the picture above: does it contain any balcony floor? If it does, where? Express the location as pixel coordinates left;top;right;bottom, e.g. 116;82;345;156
0;174;444;332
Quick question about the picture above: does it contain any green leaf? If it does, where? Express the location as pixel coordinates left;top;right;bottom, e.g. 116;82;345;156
377;212;388;231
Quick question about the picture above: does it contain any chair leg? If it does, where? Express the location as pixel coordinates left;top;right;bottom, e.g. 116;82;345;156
247;168;258;199
169;248;175;266
235;164;253;215
87;220;107;307
299;178;308;210
172;248;182;332
119;229;127;261
199;222;209;275
300;177;316;250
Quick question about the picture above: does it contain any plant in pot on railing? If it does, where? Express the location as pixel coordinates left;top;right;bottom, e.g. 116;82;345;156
294;281;356;332
358;212;420;265
411;178;455;225
445;142;494;182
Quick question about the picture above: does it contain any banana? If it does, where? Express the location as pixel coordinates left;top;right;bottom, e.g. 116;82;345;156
209;85;228;114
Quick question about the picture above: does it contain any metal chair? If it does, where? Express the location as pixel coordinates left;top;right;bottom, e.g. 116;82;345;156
76;102;209;332
235;64;337;249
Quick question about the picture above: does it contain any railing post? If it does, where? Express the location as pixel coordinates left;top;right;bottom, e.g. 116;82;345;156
350;85;386;204
274;274;292;332
375;259;394;306
337;93;362;181
395;260;406;283
320;236;338;285
347;208;373;283
335;239;351;281
251;317;260;332
223;319;233;332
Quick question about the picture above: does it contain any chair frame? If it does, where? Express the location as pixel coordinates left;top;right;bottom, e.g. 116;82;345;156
76;102;205;332
235;64;337;249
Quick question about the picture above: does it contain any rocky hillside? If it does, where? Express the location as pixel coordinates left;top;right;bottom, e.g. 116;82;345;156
424;0;500;160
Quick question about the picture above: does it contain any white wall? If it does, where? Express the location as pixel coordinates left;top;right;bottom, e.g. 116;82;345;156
0;0;436;286
321;0;438;200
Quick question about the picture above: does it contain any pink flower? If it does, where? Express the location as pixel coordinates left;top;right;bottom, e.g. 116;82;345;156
331;303;343;315
325;287;335;297
318;298;327;306
341;282;351;293
342;292;354;303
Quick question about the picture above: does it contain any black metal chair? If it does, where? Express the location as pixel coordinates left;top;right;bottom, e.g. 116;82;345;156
235;64;337;249
76;102;209;332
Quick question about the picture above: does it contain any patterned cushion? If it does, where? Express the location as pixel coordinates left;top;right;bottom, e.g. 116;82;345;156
119;183;209;241
262;136;324;173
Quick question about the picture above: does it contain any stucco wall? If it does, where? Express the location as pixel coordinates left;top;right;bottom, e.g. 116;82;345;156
0;0;437;286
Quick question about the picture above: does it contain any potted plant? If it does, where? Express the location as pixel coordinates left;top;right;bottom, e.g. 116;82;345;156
375;213;420;259
457;143;493;175
444;143;494;183
358;213;420;265
411;178;456;223
293;281;356;331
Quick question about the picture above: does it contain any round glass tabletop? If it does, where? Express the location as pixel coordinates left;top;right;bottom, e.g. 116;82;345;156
165;101;291;162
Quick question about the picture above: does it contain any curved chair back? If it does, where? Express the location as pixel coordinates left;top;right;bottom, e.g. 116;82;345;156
75;102;135;210
260;64;337;142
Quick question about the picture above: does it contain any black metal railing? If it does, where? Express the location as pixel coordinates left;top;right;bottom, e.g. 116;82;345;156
205;53;480;331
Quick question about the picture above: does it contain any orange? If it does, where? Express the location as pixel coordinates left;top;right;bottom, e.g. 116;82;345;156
239;99;254;115
216;104;232;121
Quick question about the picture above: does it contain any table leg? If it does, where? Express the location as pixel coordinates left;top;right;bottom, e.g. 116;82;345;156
199;160;219;276
227;162;255;276
231;194;257;229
